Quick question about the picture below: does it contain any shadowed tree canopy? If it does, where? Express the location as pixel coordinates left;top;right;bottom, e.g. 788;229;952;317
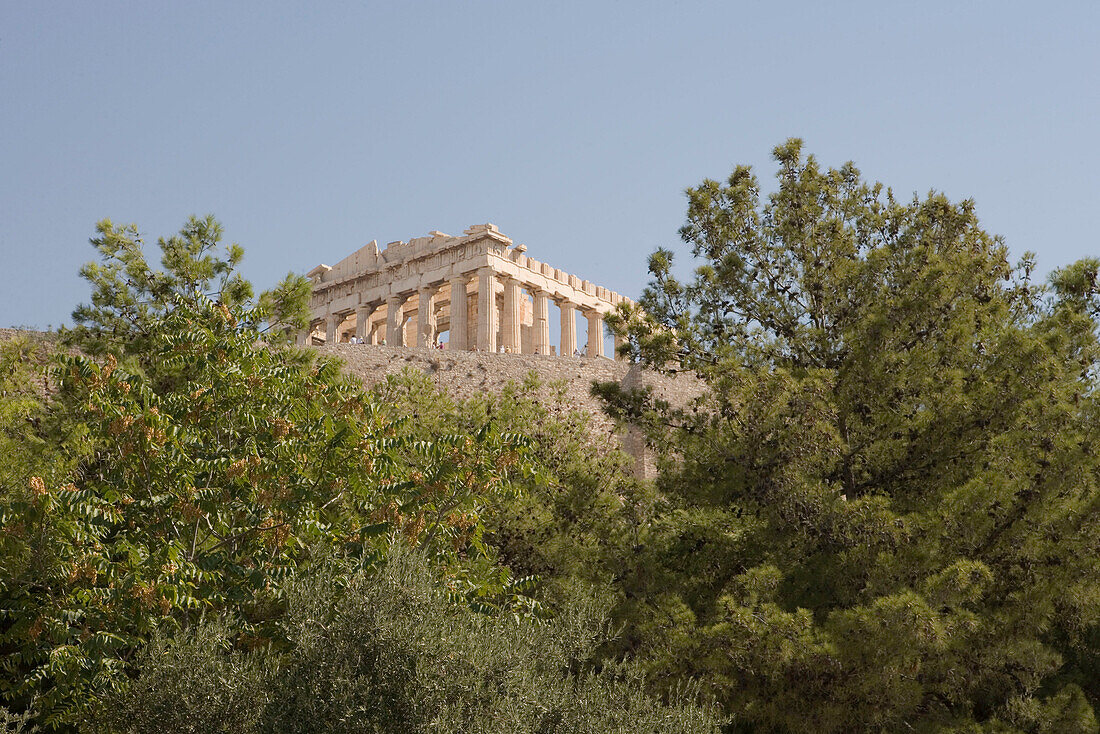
600;139;1100;733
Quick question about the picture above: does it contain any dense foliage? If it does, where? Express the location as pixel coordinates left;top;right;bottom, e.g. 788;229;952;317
0;220;541;729
367;369;655;601
93;547;720;734
601;139;1100;732
65;215;310;358
7;140;1100;732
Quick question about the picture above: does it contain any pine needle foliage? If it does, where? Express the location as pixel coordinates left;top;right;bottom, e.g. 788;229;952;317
600;140;1100;732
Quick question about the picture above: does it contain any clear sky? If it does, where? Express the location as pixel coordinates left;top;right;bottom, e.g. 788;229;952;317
2;1;1097;330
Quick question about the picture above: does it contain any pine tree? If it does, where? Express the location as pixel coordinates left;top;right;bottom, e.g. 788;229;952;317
602;140;1100;732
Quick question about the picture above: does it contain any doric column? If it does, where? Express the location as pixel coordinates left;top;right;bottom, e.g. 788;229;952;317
586;310;605;358
532;289;550;356
296;327;311;346
449;275;469;351
355;304;375;341
559;301;577;357
386;295;405;347
614;333;627;362
476;268;497;352
326;314;340;344
417;286;437;347
501;277;522;353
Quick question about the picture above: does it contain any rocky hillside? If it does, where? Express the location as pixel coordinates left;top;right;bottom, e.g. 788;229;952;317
316;344;705;478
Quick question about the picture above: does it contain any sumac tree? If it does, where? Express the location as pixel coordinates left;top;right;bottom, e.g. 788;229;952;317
0;219;533;729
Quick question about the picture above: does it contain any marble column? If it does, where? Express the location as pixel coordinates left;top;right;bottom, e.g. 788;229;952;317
449;276;469;351
559;301;577;357
532;289;550;355
586;311;605;358
614;333;627;362
417;286;437;347
296;327;311;346
355;304;375;341
326;314;340;344
476;268;497;352
386;296;404;346
501;277;522;353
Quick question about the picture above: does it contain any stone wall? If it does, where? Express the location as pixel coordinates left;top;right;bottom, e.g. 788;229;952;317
316;344;706;479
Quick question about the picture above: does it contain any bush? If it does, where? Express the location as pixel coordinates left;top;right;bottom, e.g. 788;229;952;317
95;547;723;734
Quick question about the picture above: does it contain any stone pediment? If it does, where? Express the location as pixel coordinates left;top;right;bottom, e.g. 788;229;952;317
318;224;512;284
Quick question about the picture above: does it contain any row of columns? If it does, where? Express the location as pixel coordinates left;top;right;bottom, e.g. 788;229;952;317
314;268;610;358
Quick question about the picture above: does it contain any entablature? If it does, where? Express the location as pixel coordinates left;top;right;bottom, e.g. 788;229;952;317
307;223;632;318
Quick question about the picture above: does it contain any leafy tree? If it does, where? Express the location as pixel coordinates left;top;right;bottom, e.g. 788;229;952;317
367;369;656;603
0;335;70;734
0;705;37;734
601;140;1100;732
1;219;532;729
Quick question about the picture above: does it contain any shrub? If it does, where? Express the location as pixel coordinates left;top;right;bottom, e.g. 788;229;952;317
95;547;723;734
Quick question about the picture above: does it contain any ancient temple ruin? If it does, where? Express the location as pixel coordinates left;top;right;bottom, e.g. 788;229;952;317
302;224;632;359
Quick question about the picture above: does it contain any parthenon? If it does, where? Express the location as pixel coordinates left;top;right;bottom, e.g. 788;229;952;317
302;223;632;359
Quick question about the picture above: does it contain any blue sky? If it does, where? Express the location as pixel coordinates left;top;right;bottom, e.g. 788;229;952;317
2;1;1097;329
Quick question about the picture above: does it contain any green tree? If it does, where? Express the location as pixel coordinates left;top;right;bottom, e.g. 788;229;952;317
367;368;656;605
63;215;310;359
1;219;532;729
601;140;1100;732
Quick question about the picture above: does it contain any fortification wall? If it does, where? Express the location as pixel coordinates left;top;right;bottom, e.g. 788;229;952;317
317;344;628;433
316;344;706;478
